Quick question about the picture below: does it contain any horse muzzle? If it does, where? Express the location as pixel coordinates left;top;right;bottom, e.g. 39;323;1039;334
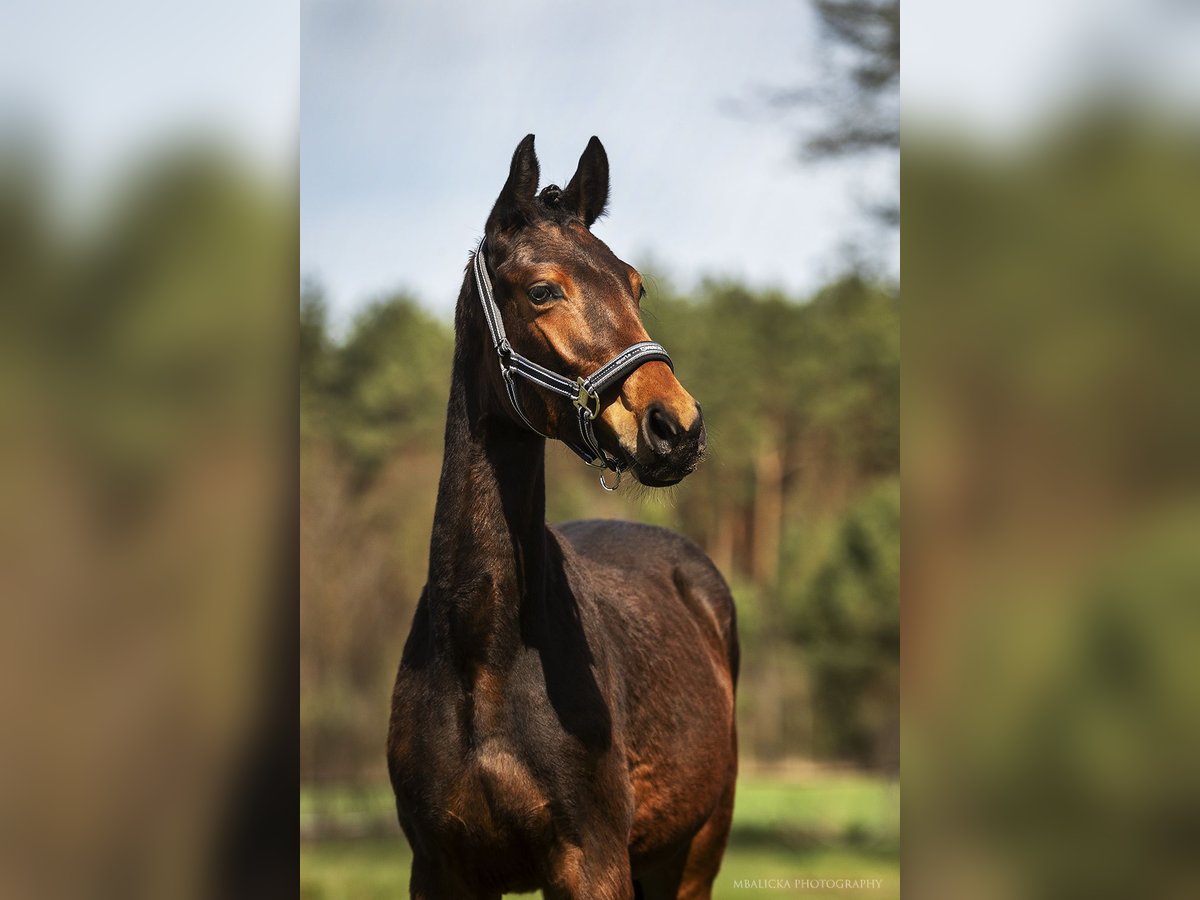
627;400;706;486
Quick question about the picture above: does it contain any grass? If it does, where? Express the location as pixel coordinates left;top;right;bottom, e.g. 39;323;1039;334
300;770;899;899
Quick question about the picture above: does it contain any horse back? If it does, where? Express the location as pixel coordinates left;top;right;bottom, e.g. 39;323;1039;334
555;518;738;685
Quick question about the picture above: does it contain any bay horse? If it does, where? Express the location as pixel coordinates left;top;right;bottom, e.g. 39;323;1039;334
387;135;738;899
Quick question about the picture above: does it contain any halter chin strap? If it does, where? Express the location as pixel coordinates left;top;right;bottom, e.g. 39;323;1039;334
471;238;673;475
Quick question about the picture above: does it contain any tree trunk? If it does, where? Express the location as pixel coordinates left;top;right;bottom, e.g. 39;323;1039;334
710;501;735;578
752;430;783;589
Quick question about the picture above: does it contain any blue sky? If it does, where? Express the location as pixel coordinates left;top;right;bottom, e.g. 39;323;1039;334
903;0;1200;142
1;0;296;214
301;0;897;323
6;0;1194;328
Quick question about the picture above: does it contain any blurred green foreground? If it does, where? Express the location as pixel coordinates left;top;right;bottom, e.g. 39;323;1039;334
300;770;899;899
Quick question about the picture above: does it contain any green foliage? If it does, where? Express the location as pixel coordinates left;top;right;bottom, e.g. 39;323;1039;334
801;478;900;645
300;291;453;780
300;772;900;898
798;277;900;475
303;291;453;479
795;479;900;765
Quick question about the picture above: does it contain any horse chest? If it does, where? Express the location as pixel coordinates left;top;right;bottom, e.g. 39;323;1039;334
405;742;556;872
395;666;561;844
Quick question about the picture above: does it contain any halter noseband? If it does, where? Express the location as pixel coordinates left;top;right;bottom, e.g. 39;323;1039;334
471;238;673;489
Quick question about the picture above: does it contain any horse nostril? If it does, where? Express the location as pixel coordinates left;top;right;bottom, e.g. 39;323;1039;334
643;408;681;451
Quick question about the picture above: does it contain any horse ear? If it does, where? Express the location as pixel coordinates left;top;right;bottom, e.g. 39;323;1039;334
563;136;609;227
487;134;540;236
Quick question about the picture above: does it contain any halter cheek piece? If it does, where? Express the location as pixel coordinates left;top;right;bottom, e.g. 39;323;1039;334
472;238;673;490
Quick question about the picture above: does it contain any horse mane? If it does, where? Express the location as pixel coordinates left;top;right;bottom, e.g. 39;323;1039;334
534;184;579;225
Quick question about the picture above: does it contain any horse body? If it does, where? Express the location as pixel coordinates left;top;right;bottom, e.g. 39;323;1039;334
559;519;738;846
388;136;738;899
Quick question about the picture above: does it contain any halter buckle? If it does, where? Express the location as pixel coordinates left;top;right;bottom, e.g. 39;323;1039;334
573;377;601;420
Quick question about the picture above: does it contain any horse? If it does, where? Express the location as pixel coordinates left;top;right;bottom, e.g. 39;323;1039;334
387;135;739;899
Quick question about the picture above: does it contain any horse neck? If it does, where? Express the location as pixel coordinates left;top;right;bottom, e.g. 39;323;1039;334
425;274;549;670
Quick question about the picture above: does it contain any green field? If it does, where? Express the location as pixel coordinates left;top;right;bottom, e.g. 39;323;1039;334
300;772;899;899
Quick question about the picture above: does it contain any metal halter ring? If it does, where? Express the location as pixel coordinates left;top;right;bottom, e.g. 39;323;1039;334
573;378;602;420
599;468;622;492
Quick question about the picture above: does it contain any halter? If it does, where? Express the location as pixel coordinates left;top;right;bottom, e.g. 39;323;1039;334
471;238;673;490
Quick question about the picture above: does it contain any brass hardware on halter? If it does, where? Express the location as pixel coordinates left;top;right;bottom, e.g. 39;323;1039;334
573;377;602;421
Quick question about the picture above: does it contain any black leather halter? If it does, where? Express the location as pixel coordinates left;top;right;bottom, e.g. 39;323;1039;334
471;238;673;490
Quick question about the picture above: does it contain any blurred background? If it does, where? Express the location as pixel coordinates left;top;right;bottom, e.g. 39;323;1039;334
5;0;1195;896
1;0;296;897
904;0;1200;898
300;1;899;897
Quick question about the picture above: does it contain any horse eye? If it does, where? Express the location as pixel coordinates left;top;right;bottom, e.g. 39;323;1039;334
638;284;647;301
528;284;558;304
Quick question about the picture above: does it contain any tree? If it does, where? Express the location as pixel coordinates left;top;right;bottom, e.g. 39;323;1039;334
756;0;899;225
316;294;454;482
793;478;900;766
802;0;899;159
